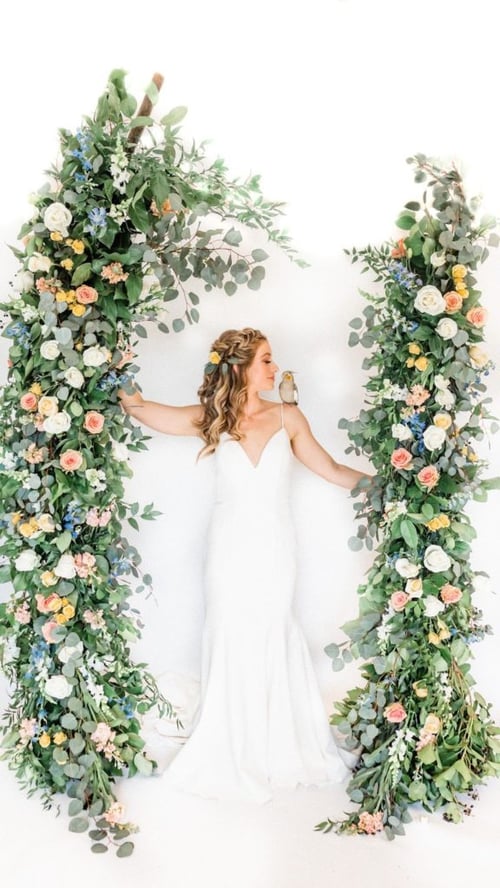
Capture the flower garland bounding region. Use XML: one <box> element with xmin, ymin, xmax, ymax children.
<box><xmin>0</xmin><ymin>70</ymin><xmax>298</xmax><ymax>856</ymax></box>
<box><xmin>316</xmin><ymin>156</ymin><xmax>500</xmax><ymax>839</ymax></box>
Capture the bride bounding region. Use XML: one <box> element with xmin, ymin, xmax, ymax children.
<box><xmin>118</xmin><ymin>327</ymin><xmax>372</xmax><ymax>803</ymax></box>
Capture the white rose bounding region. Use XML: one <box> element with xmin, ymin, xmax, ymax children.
<box><xmin>414</xmin><ymin>285</ymin><xmax>446</xmax><ymax>316</ymax></box>
<box><xmin>43</xmin><ymin>411</ymin><xmax>71</xmax><ymax>435</ymax></box>
<box><xmin>424</xmin><ymin>545</ymin><xmax>451</xmax><ymax>573</ymax></box>
<box><xmin>63</xmin><ymin>367</ymin><xmax>85</xmax><ymax>389</ymax></box>
<box><xmin>392</xmin><ymin>423</ymin><xmax>413</xmax><ymax>442</ymax></box>
<box><xmin>40</xmin><ymin>340</ymin><xmax>60</xmax><ymax>361</ymax></box>
<box><xmin>436</xmin><ymin>318</ymin><xmax>458</xmax><ymax>340</ymax></box>
<box><xmin>111</xmin><ymin>439</ymin><xmax>129</xmax><ymax>461</ymax></box>
<box><xmin>54</xmin><ymin>553</ymin><xmax>76</xmax><ymax>579</ymax></box>
<box><xmin>423</xmin><ymin>426</ymin><xmax>446</xmax><ymax>451</ymax></box>
<box><xmin>405</xmin><ymin>578</ymin><xmax>423</xmax><ymax>598</ymax></box>
<box><xmin>37</xmin><ymin>513</ymin><xmax>55</xmax><ymax>533</ymax></box>
<box><xmin>423</xmin><ymin>596</ymin><xmax>446</xmax><ymax>617</ymax></box>
<box><xmin>430</xmin><ymin>251</ymin><xmax>447</xmax><ymax>268</ymax></box>
<box><xmin>395</xmin><ymin>558</ymin><xmax>420</xmax><ymax>579</ymax></box>
<box><xmin>82</xmin><ymin>346</ymin><xmax>108</xmax><ymax>367</ymax></box>
<box><xmin>434</xmin><ymin>374</ymin><xmax>449</xmax><ymax>391</ymax></box>
<box><xmin>27</xmin><ymin>252</ymin><xmax>52</xmax><ymax>273</ymax></box>
<box><xmin>58</xmin><ymin>640</ymin><xmax>84</xmax><ymax>663</ymax></box>
<box><xmin>15</xmin><ymin>549</ymin><xmax>40</xmax><ymax>571</ymax></box>
<box><xmin>44</xmin><ymin>674</ymin><xmax>73</xmax><ymax>700</ymax></box>
<box><xmin>435</xmin><ymin>389</ymin><xmax>455</xmax><ymax>409</ymax></box>
<box><xmin>43</xmin><ymin>202</ymin><xmax>72</xmax><ymax>237</ymax></box>
<box><xmin>12</xmin><ymin>270</ymin><xmax>34</xmax><ymax>293</ymax></box>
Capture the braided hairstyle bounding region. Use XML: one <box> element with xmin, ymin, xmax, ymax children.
<box><xmin>195</xmin><ymin>327</ymin><xmax>268</xmax><ymax>457</ymax></box>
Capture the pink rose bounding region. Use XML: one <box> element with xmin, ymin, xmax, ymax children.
<box><xmin>41</xmin><ymin>620</ymin><xmax>59</xmax><ymax>643</ymax></box>
<box><xmin>99</xmin><ymin>509</ymin><xmax>112</xmax><ymax>527</ymax></box>
<box><xmin>466</xmin><ymin>306</ymin><xmax>487</xmax><ymax>327</ymax></box>
<box><xmin>59</xmin><ymin>449</ymin><xmax>83</xmax><ymax>472</ymax></box>
<box><xmin>35</xmin><ymin>592</ymin><xmax>60</xmax><ymax>614</ymax></box>
<box><xmin>384</xmin><ymin>702</ymin><xmax>407</xmax><ymax>723</ymax></box>
<box><xmin>440</xmin><ymin>583</ymin><xmax>462</xmax><ymax>605</ymax></box>
<box><xmin>84</xmin><ymin>411</ymin><xmax>105</xmax><ymax>434</ymax></box>
<box><xmin>417</xmin><ymin>465</ymin><xmax>440</xmax><ymax>488</ymax></box>
<box><xmin>20</xmin><ymin>392</ymin><xmax>38</xmax><ymax>411</ymax></box>
<box><xmin>390</xmin><ymin>448</ymin><xmax>413</xmax><ymax>470</ymax></box>
<box><xmin>75</xmin><ymin>284</ymin><xmax>98</xmax><ymax>305</ymax></box>
<box><xmin>390</xmin><ymin>591</ymin><xmax>410</xmax><ymax>612</ymax></box>
<box><xmin>444</xmin><ymin>291</ymin><xmax>463</xmax><ymax>313</ymax></box>
<box><xmin>85</xmin><ymin>508</ymin><xmax>100</xmax><ymax>527</ymax></box>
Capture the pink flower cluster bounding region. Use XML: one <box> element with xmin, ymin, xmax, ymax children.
<box><xmin>85</xmin><ymin>507</ymin><xmax>112</xmax><ymax>528</ymax></box>
<box><xmin>103</xmin><ymin>801</ymin><xmax>126</xmax><ymax>826</ymax></box>
<box><xmin>74</xmin><ymin>552</ymin><xmax>96</xmax><ymax>578</ymax></box>
<box><xmin>358</xmin><ymin>811</ymin><xmax>384</xmax><ymax>834</ymax></box>
<box><xmin>83</xmin><ymin>608</ymin><xmax>105</xmax><ymax>630</ymax></box>
<box><xmin>91</xmin><ymin>721</ymin><xmax>117</xmax><ymax>760</ymax></box>
<box><xmin>18</xmin><ymin>717</ymin><xmax>37</xmax><ymax>746</ymax></box>
<box><xmin>14</xmin><ymin>602</ymin><xmax>31</xmax><ymax>624</ymax></box>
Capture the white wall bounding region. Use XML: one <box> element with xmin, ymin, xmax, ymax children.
<box><xmin>1</xmin><ymin>0</ymin><xmax>499</xmax><ymax>717</ymax></box>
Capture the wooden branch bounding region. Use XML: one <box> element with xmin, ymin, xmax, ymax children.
<box><xmin>127</xmin><ymin>72</ymin><xmax>164</xmax><ymax>148</ymax></box>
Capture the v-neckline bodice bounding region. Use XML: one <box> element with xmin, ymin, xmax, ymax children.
<box><xmin>234</xmin><ymin>426</ymin><xmax>287</xmax><ymax>469</ymax></box>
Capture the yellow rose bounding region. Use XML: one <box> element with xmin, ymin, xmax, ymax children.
<box><xmin>30</xmin><ymin>383</ymin><xmax>43</xmax><ymax>396</ymax></box>
<box><xmin>11</xmin><ymin>512</ymin><xmax>22</xmax><ymax>526</ymax></box>
<box><xmin>50</xmin><ymin>232</ymin><xmax>63</xmax><ymax>242</ymax></box>
<box><xmin>424</xmin><ymin>714</ymin><xmax>441</xmax><ymax>734</ymax></box>
<box><xmin>39</xmin><ymin>732</ymin><xmax>51</xmax><ymax>748</ymax></box>
<box><xmin>69</xmin><ymin>239</ymin><xmax>85</xmax><ymax>254</ymax></box>
<box><xmin>41</xmin><ymin>570</ymin><xmax>58</xmax><ymax>587</ymax></box>
<box><xmin>428</xmin><ymin>632</ymin><xmax>441</xmax><ymax>645</ymax></box>
<box><xmin>56</xmin><ymin>291</ymin><xmax>69</xmax><ymax>302</ymax></box>
<box><xmin>437</xmin><ymin>514</ymin><xmax>450</xmax><ymax>528</ymax></box>
<box><xmin>426</xmin><ymin>517</ymin><xmax>441</xmax><ymax>531</ymax></box>
<box><xmin>451</xmin><ymin>264</ymin><xmax>467</xmax><ymax>280</ymax></box>
<box><xmin>62</xmin><ymin>604</ymin><xmax>75</xmax><ymax>619</ymax></box>
<box><xmin>75</xmin><ymin>343</ymin><xmax>83</xmax><ymax>351</ymax></box>
<box><xmin>408</xmin><ymin>343</ymin><xmax>421</xmax><ymax>355</ymax></box>
<box><xmin>60</xmin><ymin>258</ymin><xmax>74</xmax><ymax>271</ymax></box>
<box><xmin>66</xmin><ymin>289</ymin><xmax>76</xmax><ymax>304</ymax></box>
<box><xmin>412</xmin><ymin>682</ymin><xmax>428</xmax><ymax>699</ymax></box>
<box><xmin>71</xmin><ymin>303</ymin><xmax>86</xmax><ymax>317</ymax></box>
<box><xmin>433</xmin><ymin>412</ymin><xmax>452</xmax><ymax>429</ymax></box>
<box><xmin>406</xmin><ymin>357</ymin><xmax>415</xmax><ymax>368</ymax></box>
<box><xmin>455</xmin><ymin>285</ymin><xmax>469</xmax><ymax>298</ymax></box>
<box><xmin>209</xmin><ymin>351</ymin><xmax>221</xmax><ymax>365</ymax></box>
<box><xmin>415</xmin><ymin>356</ymin><xmax>429</xmax><ymax>371</ymax></box>
<box><xmin>47</xmin><ymin>596</ymin><xmax>63</xmax><ymax>612</ymax></box>
<box><xmin>53</xmin><ymin>731</ymin><xmax>67</xmax><ymax>745</ymax></box>
<box><xmin>19</xmin><ymin>520</ymin><xmax>38</xmax><ymax>538</ymax></box>
<box><xmin>55</xmin><ymin>613</ymin><xmax>69</xmax><ymax>624</ymax></box>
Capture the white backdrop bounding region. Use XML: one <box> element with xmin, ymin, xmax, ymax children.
<box><xmin>1</xmin><ymin>0</ymin><xmax>499</xmax><ymax>725</ymax></box>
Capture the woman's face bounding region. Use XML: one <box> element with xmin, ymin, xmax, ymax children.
<box><xmin>245</xmin><ymin>340</ymin><xmax>279</xmax><ymax>393</ymax></box>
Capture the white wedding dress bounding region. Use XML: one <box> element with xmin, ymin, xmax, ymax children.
<box><xmin>160</xmin><ymin>404</ymin><xmax>350</xmax><ymax>803</ymax></box>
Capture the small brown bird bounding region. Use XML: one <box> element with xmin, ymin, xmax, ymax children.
<box><xmin>278</xmin><ymin>370</ymin><xmax>299</xmax><ymax>405</ymax></box>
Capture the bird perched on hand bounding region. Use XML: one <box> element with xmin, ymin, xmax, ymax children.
<box><xmin>278</xmin><ymin>370</ymin><xmax>299</xmax><ymax>405</ymax></box>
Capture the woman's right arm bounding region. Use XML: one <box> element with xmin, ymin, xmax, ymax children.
<box><xmin>118</xmin><ymin>387</ymin><xmax>203</xmax><ymax>436</ymax></box>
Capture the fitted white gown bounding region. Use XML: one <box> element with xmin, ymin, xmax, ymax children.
<box><xmin>161</xmin><ymin>404</ymin><xmax>350</xmax><ymax>803</ymax></box>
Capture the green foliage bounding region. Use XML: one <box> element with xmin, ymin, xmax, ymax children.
<box><xmin>318</xmin><ymin>155</ymin><xmax>500</xmax><ymax>839</ymax></box>
<box><xmin>0</xmin><ymin>70</ymin><xmax>298</xmax><ymax>856</ymax></box>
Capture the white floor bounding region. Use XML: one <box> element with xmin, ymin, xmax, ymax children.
<box><xmin>1</xmin><ymin>714</ymin><xmax>498</xmax><ymax>888</ymax></box>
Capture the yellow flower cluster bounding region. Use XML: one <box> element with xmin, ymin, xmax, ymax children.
<box><xmin>15</xmin><ymin>513</ymin><xmax>55</xmax><ymax>537</ymax></box>
<box><xmin>429</xmin><ymin>619</ymin><xmax>451</xmax><ymax>645</ymax></box>
<box><xmin>209</xmin><ymin>351</ymin><xmax>221</xmax><ymax>365</ymax></box>
<box><xmin>54</xmin><ymin>288</ymin><xmax>86</xmax><ymax>316</ymax></box>
<box><xmin>39</xmin><ymin>730</ymin><xmax>68</xmax><ymax>748</ymax></box>
<box><xmin>460</xmin><ymin>446</ymin><xmax>478</xmax><ymax>462</ymax></box>
<box><xmin>426</xmin><ymin>513</ymin><xmax>451</xmax><ymax>531</ymax></box>
<box><xmin>29</xmin><ymin>382</ymin><xmax>43</xmax><ymax>396</ymax></box>
<box><xmin>51</xmin><ymin>597</ymin><xmax>76</xmax><ymax>624</ymax></box>
<box><xmin>65</xmin><ymin>238</ymin><xmax>85</xmax><ymax>254</ymax></box>
<box><xmin>406</xmin><ymin>343</ymin><xmax>429</xmax><ymax>371</ymax></box>
<box><xmin>452</xmin><ymin>263</ymin><xmax>468</xmax><ymax>299</ymax></box>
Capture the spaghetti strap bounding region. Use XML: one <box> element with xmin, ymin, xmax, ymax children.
<box><xmin>280</xmin><ymin>401</ymin><xmax>284</xmax><ymax>429</ymax></box>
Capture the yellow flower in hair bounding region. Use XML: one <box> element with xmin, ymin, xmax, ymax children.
<box><xmin>209</xmin><ymin>351</ymin><xmax>221</xmax><ymax>365</ymax></box>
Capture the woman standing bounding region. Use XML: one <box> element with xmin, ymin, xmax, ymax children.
<box><xmin>118</xmin><ymin>327</ymin><xmax>371</xmax><ymax>803</ymax></box>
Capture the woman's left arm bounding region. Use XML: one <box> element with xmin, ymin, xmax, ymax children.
<box><xmin>285</xmin><ymin>404</ymin><xmax>373</xmax><ymax>491</ymax></box>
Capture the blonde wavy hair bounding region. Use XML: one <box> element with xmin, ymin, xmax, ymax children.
<box><xmin>195</xmin><ymin>327</ymin><xmax>268</xmax><ymax>457</ymax></box>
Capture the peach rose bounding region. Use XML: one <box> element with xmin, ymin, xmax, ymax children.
<box><xmin>59</xmin><ymin>450</ymin><xmax>83</xmax><ymax>472</ymax></box>
<box><xmin>390</xmin><ymin>448</ymin><xmax>413</xmax><ymax>470</ymax></box>
<box><xmin>83</xmin><ymin>411</ymin><xmax>105</xmax><ymax>434</ymax></box>
<box><xmin>75</xmin><ymin>284</ymin><xmax>98</xmax><ymax>305</ymax></box>
<box><xmin>390</xmin><ymin>591</ymin><xmax>410</xmax><ymax>612</ymax></box>
<box><xmin>440</xmin><ymin>583</ymin><xmax>462</xmax><ymax>604</ymax></box>
<box><xmin>417</xmin><ymin>466</ymin><xmax>440</xmax><ymax>488</ymax></box>
<box><xmin>444</xmin><ymin>291</ymin><xmax>463</xmax><ymax>313</ymax></box>
<box><xmin>384</xmin><ymin>702</ymin><xmax>407</xmax><ymax>723</ymax></box>
<box><xmin>466</xmin><ymin>306</ymin><xmax>488</xmax><ymax>327</ymax></box>
<box><xmin>35</xmin><ymin>592</ymin><xmax>62</xmax><ymax>613</ymax></box>
<box><xmin>405</xmin><ymin>385</ymin><xmax>430</xmax><ymax>407</ymax></box>
<box><xmin>423</xmin><ymin>714</ymin><xmax>441</xmax><ymax>734</ymax></box>
<box><xmin>20</xmin><ymin>392</ymin><xmax>38</xmax><ymax>411</ymax></box>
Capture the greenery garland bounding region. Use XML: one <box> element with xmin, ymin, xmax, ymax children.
<box><xmin>0</xmin><ymin>70</ymin><xmax>298</xmax><ymax>856</ymax></box>
<box><xmin>315</xmin><ymin>156</ymin><xmax>500</xmax><ymax>839</ymax></box>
